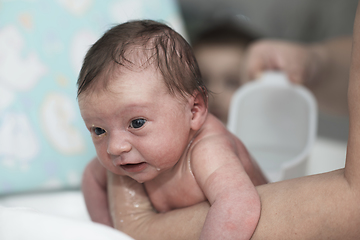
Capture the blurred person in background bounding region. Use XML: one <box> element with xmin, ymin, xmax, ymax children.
<box><xmin>180</xmin><ymin>0</ymin><xmax>357</xmax><ymax>141</ymax></box>
<box><xmin>192</xmin><ymin>12</ymin><xmax>352</xmax><ymax>128</ymax></box>
<box><xmin>192</xmin><ymin>13</ymin><xmax>259</xmax><ymax>124</ymax></box>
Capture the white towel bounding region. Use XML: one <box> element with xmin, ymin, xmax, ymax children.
<box><xmin>0</xmin><ymin>205</ymin><xmax>134</xmax><ymax>240</ymax></box>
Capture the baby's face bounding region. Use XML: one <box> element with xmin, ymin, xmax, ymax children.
<box><xmin>78</xmin><ymin>66</ymin><xmax>193</xmax><ymax>183</ymax></box>
<box><xmin>194</xmin><ymin>44</ymin><xmax>246</xmax><ymax>124</ymax></box>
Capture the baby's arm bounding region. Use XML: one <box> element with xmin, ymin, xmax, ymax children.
<box><xmin>191</xmin><ymin>135</ymin><xmax>261</xmax><ymax>240</ymax></box>
<box><xmin>82</xmin><ymin>157</ymin><xmax>113</xmax><ymax>226</ymax></box>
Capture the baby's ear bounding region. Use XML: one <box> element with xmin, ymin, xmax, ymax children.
<box><xmin>189</xmin><ymin>90</ymin><xmax>208</xmax><ymax>131</ymax></box>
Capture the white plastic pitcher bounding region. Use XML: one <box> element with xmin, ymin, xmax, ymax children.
<box><xmin>227</xmin><ymin>71</ymin><xmax>317</xmax><ymax>182</ymax></box>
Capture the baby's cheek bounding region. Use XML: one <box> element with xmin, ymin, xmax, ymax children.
<box><xmin>93</xmin><ymin>148</ymin><xmax>114</xmax><ymax>173</ymax></box>
<box><xmin>100</xmin><ymin>159</ymin><xmax>124</xmax><ymax>175</ymax></box>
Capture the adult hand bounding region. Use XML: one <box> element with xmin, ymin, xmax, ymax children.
<box><xmin>243</xmin><ymin>39</ymin><xmax>324</xmax><ymax>85</ymax></box>
<box><xmin>243</xmin><ymin>37</ymin><xmax>352</xmax><ymax>115</ymax></box>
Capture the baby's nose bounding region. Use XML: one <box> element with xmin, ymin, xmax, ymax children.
<box><xmin>107</xmin><ymin>132</ymin><xmax>132</xmax><ymax>156</ymax></box>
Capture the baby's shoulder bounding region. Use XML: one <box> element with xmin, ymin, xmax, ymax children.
<box><xmin>197</xmin><ymin>114</ymin><xmax>237</xmax><ymax>144</ymax></box>
<box><xmin>188</xmin><ymin>125</ymin><xmax>247</xmax><ymax>180</ymax></box>
<box><xmin>189</xmin><ymin>130</ymin><xmax>237</xmax><ymax>162</ymax></box>
<box><xmin>190</xmin><ymin>114</ymin><xmax>248</xmax><ymax>161</ymax></box>
<box><xmin>201</xmin><ymin>114</ymin><xmax>232</xmax><ymax>135</ymax></box>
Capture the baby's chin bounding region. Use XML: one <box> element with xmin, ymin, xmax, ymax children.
<box><xmin>124</xmin><ymin>166</ymin><xmax>163</xmax><ymax>184</ymax></box>
<box><xmin>129</xmin><ymin>174</ymin><xmax>156</xmax><ymax>184</ymax></box>
<box><xmin>108</xmin><ymin>162</ymin><xmax>169</xmax><ymax>183</ymax></box>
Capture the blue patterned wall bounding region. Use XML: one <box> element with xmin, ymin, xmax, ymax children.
<box><xmin>0</xmin><ymin>0</ymin><xmax>186</xmax><ymax>194</ymax></box>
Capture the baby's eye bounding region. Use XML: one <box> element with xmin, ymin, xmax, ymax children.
<box><xmin>130</xmin><ymin>118</ymin><xmax>146</xmax><ymax>129</ymax></box>
<box><xmin>91</xmin><ymin>126</ymin><xmax>106</xmax><ymax>136</ymax></box>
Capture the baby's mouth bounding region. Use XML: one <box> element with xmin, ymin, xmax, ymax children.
<box><xmin>120</xmin><ymin>162</ymin><xmax>147</xmax><ymax>173</ymax></box>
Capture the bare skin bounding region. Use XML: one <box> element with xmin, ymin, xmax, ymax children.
<box><xmin>108</xmin><ymin>1</ymin><xmax>360</xmax><ymax>239</ymax></box>
<box><xmin>80</xmin><ymin>65</ymin><xmax>267</xmax><ymax>240</ymax></box>
<box><xmin>245</xmin><ymin>37</ymin><xmax>352</xmax><ymax>115</ymax></box>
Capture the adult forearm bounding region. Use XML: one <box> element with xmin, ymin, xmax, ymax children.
<box><xmin>110</xmin><ymin>170</ymin><xmax>360</xmax><ymax>240</ymax></box>
<box><xmin>107</xmin><ymin>173</ymin><xmax>207</xmax><ymax>240</ymax></box>
<box><xmin>252</xmin><ymin>169</ymin><xmax>360</xmax><ymax>240</ymax></box>
<box><xmin>138</xmin><ymin>203</ymin><xmax>208</xmax><ymax>240</ymax></box>
<box><xmin>345</xmin><ymin>0</ymin><xmax>360</xmax><ymax>189</ymax></box>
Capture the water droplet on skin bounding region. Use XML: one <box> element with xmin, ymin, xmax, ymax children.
<box><xmin>126</xmin><ymin>189</ymin><xmax>135</xmax><ymax>197</ymax></box>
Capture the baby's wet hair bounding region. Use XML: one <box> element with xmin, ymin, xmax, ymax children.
<box><xmin>77</xmin><ymin>20</ymin><xmax>208</xmax><ymax>105</ymax></box>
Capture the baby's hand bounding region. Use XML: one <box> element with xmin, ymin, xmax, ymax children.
<box><xmin>243</xmin><ymin>39</ymin><xmax>325</xmax><ymax>85</ymax></box>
